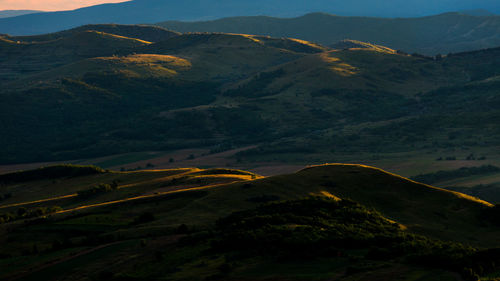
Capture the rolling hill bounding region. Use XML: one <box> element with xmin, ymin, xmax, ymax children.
<box><xmin>0</xmin><ymin>0</ymin><xmax>499</xmax><ymax>35</ymax></box>
<box><xmin>1</xmin><ymin>25</ymin><xmax>500</xmax><ymax>168</ymax></box>
<box><xmin>0</xmin><ymin>29</ymin><xmax>151</xmax><ymax>81</ymax></box>
<box><xmin>138</xmin><ymin>32</ymin><xmax>327</xmax><ymax>81</ymax></box>
<box><xmin>6</xmin><ymin>24</ymin><xmax>180</xmax><ymax>43</ymax></box>
<box><xmin>0</xmin><ymin>164</ymin><xmax>499</xmax><ymax>280</ymax></box>
<box><xmin>158</xmin><ymin>12</ymin><xmax>500</xmax><ymax>55</ymax></box>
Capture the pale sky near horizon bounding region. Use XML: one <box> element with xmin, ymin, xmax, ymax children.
<box><xmin>0</xmin><ymin>0</ymin><xmax>130</xmax><ymax>11</ymax></box>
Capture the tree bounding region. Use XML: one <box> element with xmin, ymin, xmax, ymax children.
<box><xmin>17</xmin><ymin>207</ymin><xmax>27</xmax><ymax>217</ymax></box>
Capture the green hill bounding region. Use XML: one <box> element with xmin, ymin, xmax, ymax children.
<box><xmin>8</xmin><ymin>24</ymin><xmax>180</xmax><ymax>43</ymax></box>
<box><xmin>9</xmin><ymin>53</ymin><xmax>193</xmax><ymax>89</ymax></box>
<box><xmin>180</xmin><ymin>164</ymin><xmax>495</xmax><ymax>245</ymax></box>
<box><xmin>158</xmin><ymin>12</ymin><xmax>500</xmax><ymax>55</ymax></box>
<box><xmin>0</xmin><ymin>30</ymin><xmax>150</xmax><ymax>82</ymax></box>
<box><xmin>139</xmin><ymin>32</ymin><xmax>327</xmax><ymax>81</ymax></box>
<box><xmin>0</xmin><ymin>164</ymin><xmax>499</xmax><ymax>280</ymax></box>
<box><xmin>1</xmin><ymin>27</ymin><xmax>500</xmax><ymax>172</ymax></box>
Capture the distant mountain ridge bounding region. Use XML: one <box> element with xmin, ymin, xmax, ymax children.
<box><xmin>0</xmin><ymin>10</ymin><xmax>42</xmax><ymax>19</ymax></box>
<box><xmin>0</xmin><ymin>0</ymin><xmax>498</xmax><ymax>35</ymax></box>
<box><xmin>460</xmin><ymin>9</ymin><xmax>496</xmax><ymax>16</ymax></box>
<box><xmin>6</xmin><ymin>24</ymin><xmax>180</xmax><ymax>43</ymax></box>
<box><xmin>158</xmin><ymin>12</ymin><xmax>500</xmax><ymax>55</ymax></box>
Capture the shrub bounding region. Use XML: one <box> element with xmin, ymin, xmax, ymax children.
<box><xmin>0</xmin><ymin>165</ymin><xmax>106</xmax><ymax>184</ymax></box>
<box><xmin>131</xmin><ymin>212</ymin><xmax>155</xmax><ymax>225</ymax></box>
<box><xmin>0</xmin><ymin>205</ymin><xmax>62</xmax><ymax>224</ymax></box>
<box><xmin>77</xmin><ymin>183</ymin><xmax>118</xmax><ymax>198</ymax></box>
<box><xmin>211</xmin><ymin>197</ymin><xmax>477</xmax><ymax>273</ymax></box>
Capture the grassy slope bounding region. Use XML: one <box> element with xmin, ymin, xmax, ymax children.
<box><xmin>1</xmin><ymin>164</ymin><xmax>494</xmax><ymax>244</ymax></box>
<box><xmin>171</xmin><ymin>164</ymin><xmax>497</xmax><ymax>246</ymax></box>
<box><xmin>3</xmin><ymin>32</ymin><xmax>324</xmax><ymax>87</ymax></box>
<box><xmin>8</xmin><ymin>24</ymin><xmax>180</xmax><ymax>43</ymax></box>
<box><xmin>10</xmin><ymin>54</ymin><xmax>193</xmax><ymax>88</ymax></box>
<box><xmin>0</xmin><ymin>164</ymin><xmax>498</xmax><ymax>280</ymax></box>
<box><xmin>139</xmin><ymin>32</ymin><xmax>327</xmax><ymax>82</ymax></box>
<box><xmin>158</xmin><ymin>12</ymin><xmax>500</xmax><ymax>55</ymax></box>
<box><xmin>0</xmin><ymin>166</ymin><xmax>260</xmax><ymax>213</ymax></box>
<box><xmin>0</xmin><ymin>32</ymin><xmax>330</xmax><ymax>164</ymax></box>
<box><xmin>0</xmin><ymin>30</ymin><xmax>149</xmax><ymax>81</ymax></box>
<box><xmin>218</xmin><ymin>47</ymin><xmax>500</xmax><ymax>165</ymax></box>
<box><xmin>1</xmin><ymin>28</ymin><xmax>500</xmax><ymax>170</ymax></box>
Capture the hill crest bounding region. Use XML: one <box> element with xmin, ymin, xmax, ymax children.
<box><xmin>300</xmin><ymin>163</ymin><xmax>493</xmax><ymax>206</ymax></box>
<box><xmin>158</xmin><ymin>12</ymin><xmax>500</xmax><ymax>55</ymax></box>
<box><xmin>8</xmin><ymin>24</ymin><xmax>180</xmax><ymax>43</ymax></box>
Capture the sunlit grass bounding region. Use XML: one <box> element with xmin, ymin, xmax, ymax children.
<box><xmin>312</xmin><ymin>190</ymin><xmax>342</xmax><ymax>201</ymax></box>
<box><xmin>85</xmin><ymin>30</ymin><xmax>152</xmax><ymax>44</ymax></box>
<box><xmin>0</xmin><ymin>167</ymin><xmax>260</xmax><ymax>215</ymax></box>
<box><xmin>336</xmin><ymin>39</ymin><xmax>397</xmax><ymax>54</ymax></box>
<box><xmin>288</xmin><ymin>38</ymin><xmax>329</xmax><ymax>51</ymax></box>
<box><xmin>320</xmin><ymin>52</ymin><xmax>358</xmax><ymax>76</ymax></box>
<box><xmin>91</xmin><ymin>54</ymin><xmax>192</xmax><ymax>77</ymax></box>
<box><xmin>0</xmin><ymin>36</ymin><xmax>18</xmax><ymax>44</ymax></box>
<box><xmin>235</xmin><ymin>33</ymin><xmax>263</xmax><ymax>44</ymax></box>
<box><xmin>102</xmin><ymin>54</ymin><xmax>191</xmax><ymax>67</ymax></box>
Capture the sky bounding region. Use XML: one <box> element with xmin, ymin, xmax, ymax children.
<box><xmin>0</xmin><ymin>0</ymin><xmax>129</xmax><ymax>11</ymax></box>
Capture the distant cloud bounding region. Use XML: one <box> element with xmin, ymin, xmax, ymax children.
<box><xmin>0</xmin><ymin>0</ymin><xmax>130</xmax><ymax>11</ymax></box>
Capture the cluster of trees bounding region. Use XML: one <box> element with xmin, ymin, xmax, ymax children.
<box><xmin>120</xmin><ymin>164</ymin><xmax>154</xmax><ymax>172</ymax></box>
<box><xmin>0</xmin><ymin>206</ymin><xmax>62</xmax><ymax>224</ymax></box>
<box><xmin>436</xmin><ymin>156</ymin><xmax>457</xmax><ymax>161</ymax></box>
<box><xmin>209</xmin><ymin>197</ymin><xmax>499</xmax><ymax>280</ymax></box>
<box><xmin>214</xmin><ymin>197</ymin><xmax>466</xmax><ymax>257</ymax></box>
<box><xmin>77</xmin><ymin>182</ymin><xmax>118</xmax><ymax>198</ymax></box>
<box><xmin>436</xmin><ymin>154</ymin><xmax>487</xmax><ymax>161</ymax></box>
<box><xmin>0</xmin><ymin>165</ymin><xmax>106</xmax><ymax>185</ymax></box>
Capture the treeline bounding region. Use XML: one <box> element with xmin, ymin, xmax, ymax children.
<box><xmin>206</xmin><ymin>197</ymin><xmax>500</xmax><ymax>281</ymax></box>
<box><xmin>77</xmin><ymin>182</ymin><xmax>118</xmax><ymax>198</ymax></box>
<box><xmin>0</xmin><ymin>206</ymin><xmax>62</xmax><ymax>224</ymax></box>
<box><xmin>213</xmin><ymin>197</ymin><xmax>470</xmax><ymax>258</ymax></box>
<box><xmin>411</xmin><ymin>165</ymin><xmax>500</xmax><ymax>185</ymax></box>
<box><xmin>0</xmin><ymin>165</ymin><xmax>107</xmax><ymax>185</ymax></box>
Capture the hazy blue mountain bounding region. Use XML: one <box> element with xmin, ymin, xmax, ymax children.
<box><xmin>159</xmin><ymin>12</ymin><xmax>500</xmax><ymax>55</ymax></box>
<box><xmin>0</xmin><ymin>0</ymin><xmax>498</xmax><ymax>35</ymax></box>
<box><xmin>459</xmin><ymin>9</ymin><xmax>496</xmax><ymax>16</ymax></box>
<box><xmin>0</xmin><ymin>10</ymin><xmax>42</xmax><ymax>18</ymax></box>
